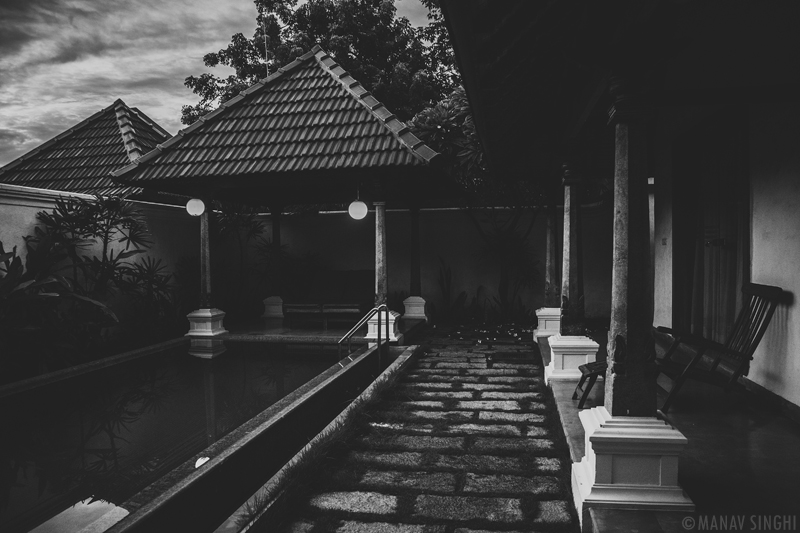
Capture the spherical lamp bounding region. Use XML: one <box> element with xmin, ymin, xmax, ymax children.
<box><xmin>348</xmin><ymin>199</ymin><xmax>368</xmax><ymax>220</ymax></box>
<box><xmin>186</xmin><ymin>198</ymin><xmax>205</xmax><ymax>217</ymax></box>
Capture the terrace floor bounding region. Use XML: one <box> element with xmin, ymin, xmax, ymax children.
<box><xmin>541</xmin><ymin>339</ymin><xmax>800</xmax><ymax>532</ymax></box>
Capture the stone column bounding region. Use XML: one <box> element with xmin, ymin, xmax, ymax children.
<box><xmin>534</xmin><ymin>204</ymin><xmax>562</xmax><ymax>341</ymax></box>
<box><xmin>571</xmin><ymin>76</ymin><xmax>692</xmax><ymax>522</ymax></box>
<box><xmin>546</xmin><ymin>166</ymin><xmax>598</xmax><ymax>383</ymax></box>
<box><xmin>262</xmin><ymin>206</ymin><xmax>284</xmax><ymax>318</ymax></box>
<box><xmin>560</xmin><ymin>164</ymin><xmax>585</xmax><ymax>335</ymax></box>
<box><xmin>604</xmin><ymin>78</ymin><xmax>657</xmax><ymax>417</ymax></box>
<box><xmin>200</xmin><ymin>208</ymin><xmax>211</xmax><ymax>308</ymax></box>
<box><xmin>544</xmin><ymin>203</ymin><xmax>560</xmax><ymax>307</ymax></box>
<box><xmin>187</xmin><ymin>200</ymin><xmax>227</xmax><ymax>349</ymax></box>
<box><xmin>403</xmin><ymin>206</ymin><xmax>428</xmax><ymax>321</ymax></box>
<box><xmin>367</xmin><ymin>201</ymin><xmax>402</xmax><ymax>342</ymax></box>
<box><xmin>375</xmin><ymin>201</ymin><xmax>388</xmax><ymax>306</ymax></box>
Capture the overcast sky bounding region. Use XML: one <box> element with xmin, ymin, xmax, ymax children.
<box><xmin>0</xmin><ymin>0</ymin><xmax>429</xmax><ymax>167</ymax></box>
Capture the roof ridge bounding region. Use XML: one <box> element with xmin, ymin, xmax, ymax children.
<box><xmin>114</xmin><ymin>101</ymin><xmax>145</xmax><ymax>162</ymax></box>
<box><xmin>311</xmin><ymin>48</ymin><xmax>440</xmax><ymax>165</ymax></box>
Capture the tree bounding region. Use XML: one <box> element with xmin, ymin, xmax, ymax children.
<box><xmin>182</xmin><ymin>0</ymin><xmax>458</xmax><ymax>125</ymax></box>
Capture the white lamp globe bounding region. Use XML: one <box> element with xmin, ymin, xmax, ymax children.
<box><xmin>186</xmin><ymin>198</ymin><xmax>205</xmax><ymax>216</ymax></box>
<box><xmin>348</xmin><ymin>200</ymin><xmax>368</xmax><ymax>220</ymax></box>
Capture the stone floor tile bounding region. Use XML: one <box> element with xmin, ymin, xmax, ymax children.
<box><xmin>433</xmin><ymin>454</ymin><xmax>522</xmax><ymax>473</ymax></box>
<box><xmin>413</xmin><ymin>495</ymin><xmax>523</xmax><ymax>522</ymax></box>
<box><xmin>309</xmin><ymin>491</ymin><xmax>397</xmax><ymax>515</ymax></box>
<box><xmin>480</xmin><ymin>392</ymin><xmax>542</xmax><ymax>400</ymax></box>
<box><xmin>443</xmin><ymin>423</ymin><xmax>523</xmax><ymax>437</ymax></box>
<box><xmin>282</xmin><ymin>520</ymin><xmax>315</xmax><ymax>533</ymax></box>
<box><xmin>338</xmin><ymin>522</ymin><xmax>447</xmax><ymax>533</ymax></box>
<box><xmin>359</xmin><ymin>470</ymin><xmax>457</xmax><ymax>492</ymax></box>
<box><xmin>458</xmin><ymin>383</ymin><xmax>518</xmax><ymax>391</ymax></box>
<box><xmin>462</xmin><ymin>473</ymin><xmax>561</xmax><ymax>495</ymax></box>
<box><xmin>349</xmin><ymin>451</ymin><xmax>425</xmax><ymax>468</ymax></box>
<box><xmin>478</xmin><ymin>411</ymin><xmax>545</xmax><ymax>424</ymax></box>
<box><xmin>359</xmin><ymin>434</ymin><xmax>466</xmax><ymax>451</ymax></box>
<box><xmin>469</xmin><ymin>436</ymin><xmax>555</xmax><ymax>453</ymax></box>
<box><xmin>532</xmin><ymin>500</ymin><xmax>573</xmax><ymax>525</ymax></box>
<box><xmin>454</xmin><ymin>400</ymin><xmax>522</xmax><ymax>411</ymax></box>
<box><xmin>407</xmin><ymin>391</ymin><xmax>474</xmax><ymax>399</ymax></box>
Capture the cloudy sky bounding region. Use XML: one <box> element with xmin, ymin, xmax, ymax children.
<box><xmin>0</xmin><ymin>0</ymin><xmax>429</xmax><ymax>166</ymax></box>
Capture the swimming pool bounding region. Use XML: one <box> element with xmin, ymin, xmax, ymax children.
<box><xmin>0</xmin><ymin>340</ymin><xmax>337</xmax><ymax>533</ymax></box>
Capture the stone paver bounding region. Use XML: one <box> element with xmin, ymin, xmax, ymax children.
<box><xmin>277</xmin><ymin>330</ymin><xmax>576</xmax><ymax>532</ymax></box>
<box><xmin>338</xmin><ymin>522</ymin><xmax>446</xmax><ymax>533</ymax></box>
<box><xmin>309</xmin><ymin>491</ymin><xmax>397</xmax><ymax>514</ymax></box>
<box><xmin>478</xmin><ymin>411</ymin><xmax>545</xmax><ymax>423</ymax></box>
<box><xmin>480</xmin><ymin>391</ymin><xmax>542</xmax><ymax>400</ymax></box>
<box><xmin>359</xmin><ymin>470</ymin><xmax>457</xmax><ymax>492</ymax></box>
<box><xmin>358</xmin><ymin>434</ymin><xmax>466</xmax><ymax>451</ymax></box>
<box><xmin>454</xmin><ymin>400</ymin><xmax>523</xmax><ymax>411</ymax></box>
<box><xmin>462</xmin><ymin>473</ymin><xmax>561</xmax><ymax>495</ymax></box>
<box><xmin>413</xmin><ymin>495</ymin><xmax>524</xmax><ymax>522</ymax></box>
<box><xmin>469</xmin><ymin>436</ymin><xmax>555</xmax><ymax>453</ymax></box>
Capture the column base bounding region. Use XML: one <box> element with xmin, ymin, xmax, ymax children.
<box><xmin>365</xmin><ymin>310</ymin><xmax>404</xmax><ymax>344</ymax></box>
<box><xmin>186</xmin><ymin>308</ymin><xmax>228</xmax><ymax>337</ymax></box>
<box><xmin>534</xmin><ymin>307</ymin><xmax>561</xmax><ymax>340</ymax></box>
<box><xmin>545</xmin><ymin>334</ymin><xmax>599</xmax><ymax>384</ymax></box>
<box><xmin>261</xmin><ymin>296</ymin><xmax>284</xmax><ymax>318</ymax></box>
<box><xmin>402</xmin><ymin>296</ymin><xmax>428</xmax><ymax>322</ymax></box>
<box><xmin>572</xmin><ymin>407</ymin><xmax>694</xmax><ymax>526</ymax></box>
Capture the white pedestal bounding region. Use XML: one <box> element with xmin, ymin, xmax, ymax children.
<box><xmin>261</xmin><ymin>296</ymin><xmax>284</xmax><ymax>318</ymax></box>
<box><xmin>186</xmin><ymin>308</ymin><xmax>228</xmax><ymax>337</ymax></box>
<box><xmin>534</xmin><ymin>307</ymin><xmax>561</xmax><ymax>340</ymax></box>
<box><xmin>545</xmin><ymin>334</ymin><xmax>599</xmax><ymax>384</ymax></box>
<box><xmin>402</xmin><ymin>296</ymin><xmax>428</xmax><ymax>322</ymax></box>
<box><xmin>365</xmin><ymin>310</ymin><xmax>404</xmax><ymax>344</ymax></box>
<box><xmin>572</xmin><ymin>407</ymin><xmax>694</xmax><ymax>525</ymax></box>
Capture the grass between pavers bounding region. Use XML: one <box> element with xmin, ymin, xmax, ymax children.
<box><xmin>267</xmin><ymin>335</ymin><xmax>580</xmax><ymax>533</ymax></box>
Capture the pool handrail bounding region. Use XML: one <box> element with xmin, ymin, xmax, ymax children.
<box><xmin>338</xmin><ymin>304</ymin><xmax>390</xmax><ymax>359</ymax></box>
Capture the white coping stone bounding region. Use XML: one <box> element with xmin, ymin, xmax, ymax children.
<box><xmin>572</xmin><ymin>406</ymin><xmax>694</xmax><ymax>526</ymax></box>
<box><xmin>534</xmin><ymin>307</ymin><xmax>561</xmax><ymax>340</ymax></box>
<box><xmin>544</xmin><ymin>334</ymin><xmax>599</xmax><ymax>384</ymax></box>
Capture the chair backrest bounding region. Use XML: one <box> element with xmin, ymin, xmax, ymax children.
<box><xmin>725</xmin><ymin>282</ymin><xmax>783</xmax><ymax>360</ymax></box>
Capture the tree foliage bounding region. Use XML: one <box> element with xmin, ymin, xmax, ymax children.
<box><xmin>182</xmin><ymin>0</ymin><xmax>459</xmax><ymax>125</ymax></box>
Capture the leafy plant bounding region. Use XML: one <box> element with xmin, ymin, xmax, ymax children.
<box><xmin>0</xmin><ymin>240</ymin><xmax>117</xmax><ymax>381</ymax></box>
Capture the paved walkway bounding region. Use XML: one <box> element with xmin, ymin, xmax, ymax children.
<box><xmin>277</xmin><ymin>330</ymin><xmax>579</xmax><ymax>532</ymax></box>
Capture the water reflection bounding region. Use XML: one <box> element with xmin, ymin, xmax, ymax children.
<box><xmin>0</xmin><ymin>341</ymin><xmax>333</xmax><ymax>533</ymax></box>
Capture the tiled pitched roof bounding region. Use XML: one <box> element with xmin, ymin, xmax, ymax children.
<box><xmin>0</xmin><ymin>100</ymin><xmax>171</xmax><ymax>197</ymax></box>
<box><xmin>113</xmin><ymin>46</ymin><xmax>439</xmax><ymax>188</ymax></box>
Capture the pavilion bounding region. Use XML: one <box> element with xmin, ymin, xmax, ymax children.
<box><xmin>113</xmin><ymin>45</ymin><xmax>450</xmax><ymax>343</ymax></box>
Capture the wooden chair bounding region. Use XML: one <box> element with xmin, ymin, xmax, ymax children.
<box><xmin>655</xmin><ymin>282</ymin><xmax>782</xmax><ymax>413</ymax></box>
<box><xmin>572</xmin><ymin>360</ymin><xmax>607</xmax><ymax>409</ymax></box>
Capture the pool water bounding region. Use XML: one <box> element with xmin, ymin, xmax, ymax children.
<box><xmin>0</xmin><ymin>341</ymin><xmax>336</xmax><ymax>533</ymax></box>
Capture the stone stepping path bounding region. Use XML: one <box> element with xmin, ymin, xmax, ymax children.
<box><xmin>277</xmin><ymin>332</ymin><xmax>578</xmax><ymax>532</ymax></box>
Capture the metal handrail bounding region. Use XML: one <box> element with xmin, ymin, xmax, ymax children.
<box><xmin>338</xmin><ymin>304</ymin><xmax>390</xmax><ymax>360</ymax></box>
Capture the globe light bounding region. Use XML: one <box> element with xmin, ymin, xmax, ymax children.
<box><xmin>348</xmin><ymin>200</ymin><xmax>368</xmax><ymax>220</ymax></box>
<box><xmin>186</xmin><ymin>198</ymin><xmax>205</xmax><ymax>216</ymax></box>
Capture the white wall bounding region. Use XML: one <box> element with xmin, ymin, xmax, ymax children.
<box><xmin>748</xmin><ymin>103</ymin><xmax>800</xmax><ymax>407</ymax></box>
<box><xmin>0</xmin><ymin>184</ymin><xmax>197</xmax><ymax>285</ymax></box>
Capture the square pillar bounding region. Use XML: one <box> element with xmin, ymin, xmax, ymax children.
<box><xmin>365</xmin><ymin>310</ymin><xmax>404</xmax><ymax>344</ymax></box>
<box><xmin>261</xmin><ymin>296</ymin><xmax>284</xmax><ymax>318</ymax></box>
<box><xmin>186</xmin><ymin>308</ymin><xmax>228</xmax><ymax>337</ymax></box>
<box><xmin>402</xmin><ymin>295</ymin><xmax>428</xmax><ymax>322</ymax></box>
<box><xmin>534</xmin><ymin>307</ymin><xmax>561</xmax><ymax>340</ymax></box>
<box><xmin>545</xmin><ymin>333</ymin><xmax>599</xmax><ymax>384</ymax></box>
